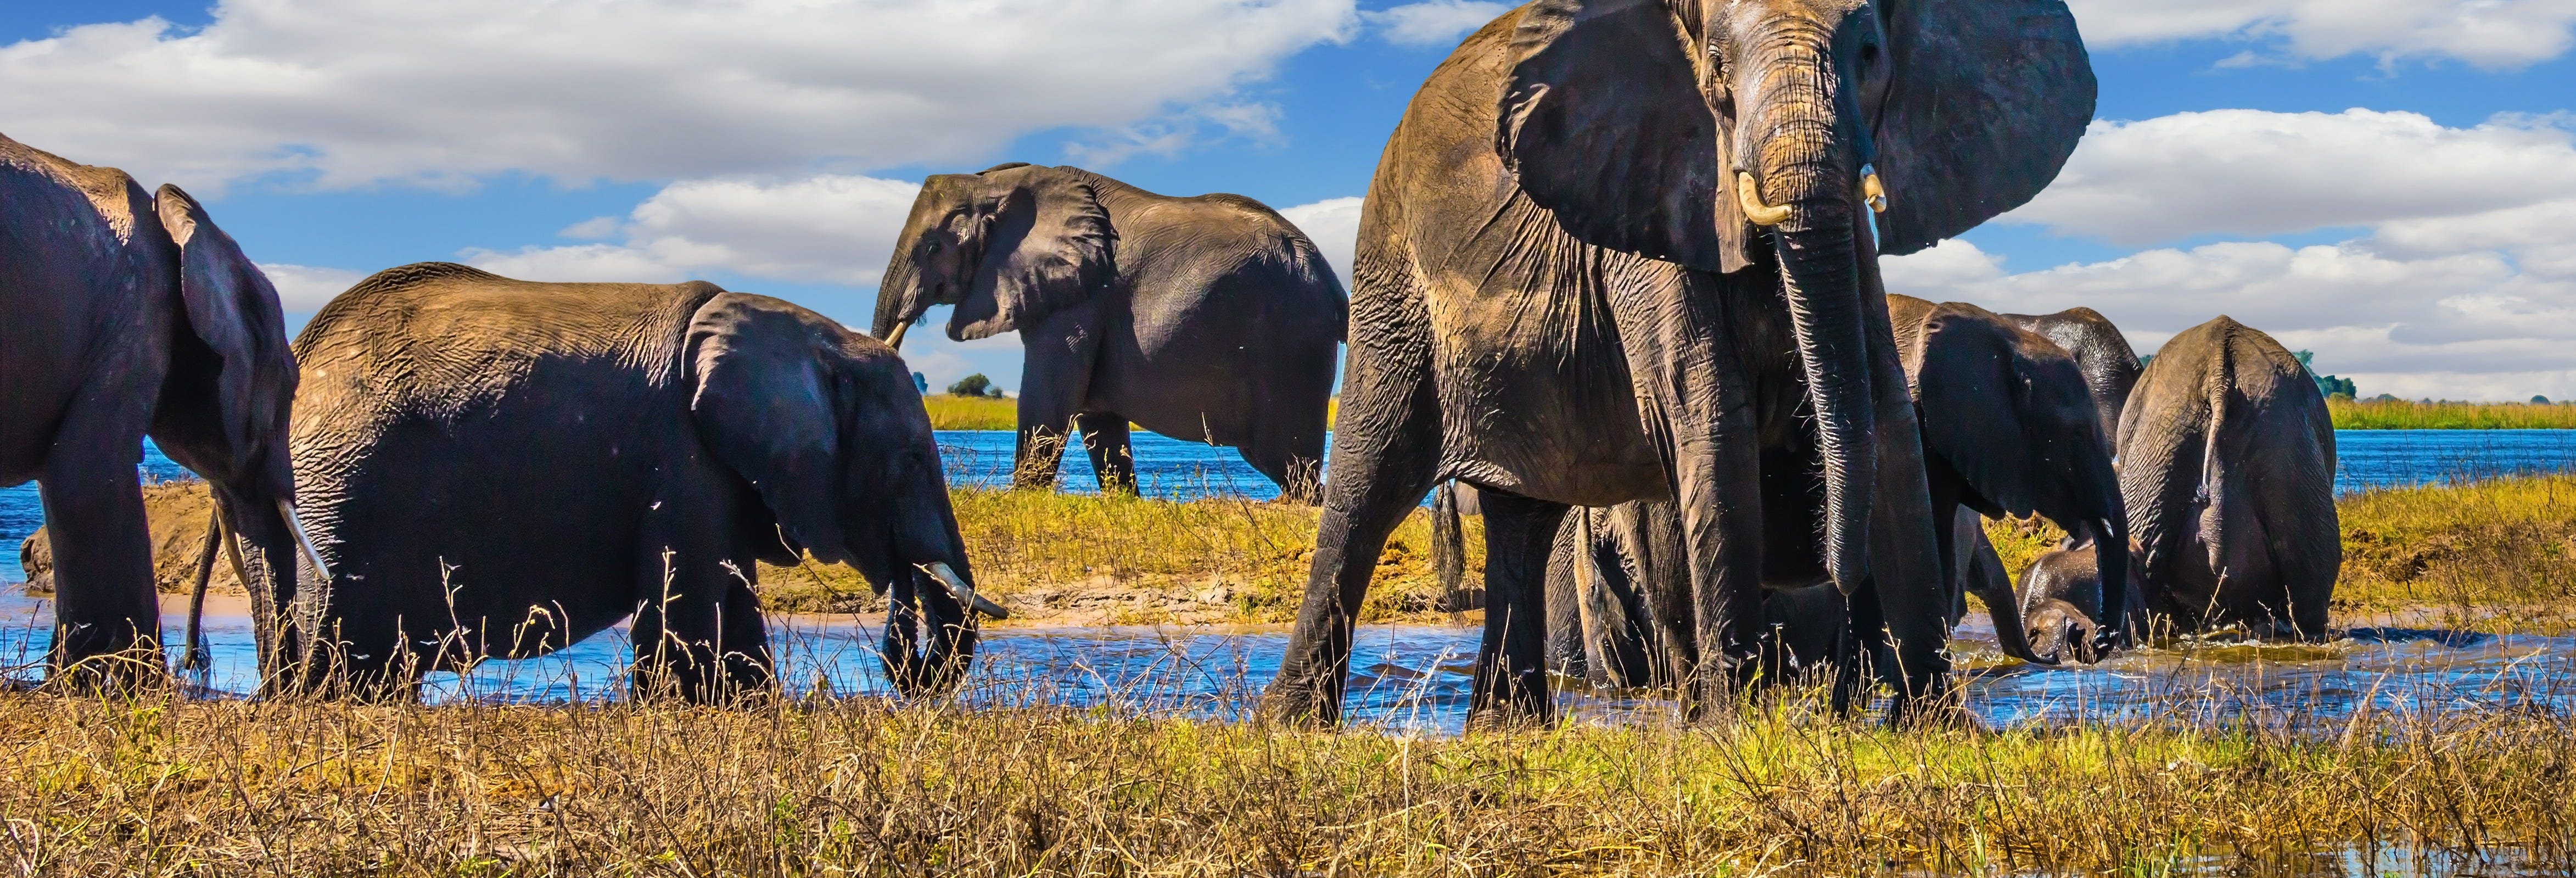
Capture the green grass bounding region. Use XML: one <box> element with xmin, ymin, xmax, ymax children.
<box><xmin>2331</xmin><ymin>398</ymin><xmax>2576</xmax><ymax>429</ymax></box>
<box><xmin>921</xmin><ymin>393</ymin><xmax>1016</xmax><ymax>430</ymax></box>
<box><xmin>759</xmin><ymin>487</ymin><xmax>1480</xmax><ymax>623</ymax></box>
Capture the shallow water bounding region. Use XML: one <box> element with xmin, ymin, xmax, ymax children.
<box><xmin>4</xmin><ymin>591</ymin><xmax>2569</xmax><ymax>736</ymax></box>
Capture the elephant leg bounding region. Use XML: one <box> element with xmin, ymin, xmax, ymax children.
<box><xmin>1261</xmin><ymin>277</ymin><xmax>1441</xmax><ymax>726</ymax></box>
<box><xmin>1469</xmin><ymin>490</ymin><xmax>1567</xmax><ymax>726</ymax></box>
<box><xmin>1542</xmin><ymin>513</ymin><xmax>1588</xmax><ymax>681</ymax></box>
<box><xmin>1608</xmin><ymin>268</ymin><xmax>1764</xmax><ymax>721</ymax></box>
<box><xmin>1013</xmin><ymin>306</ymin><xmax>1102</xmax><ymax>492</ymax></box>
<box><xmin>1857</xmin><ymin>259</ymin><xmax>1956</xmax><ymax>723</ymax></box>
<box><xmin>38</xmin><ymin>447</ymin><xmax>161</xmax><ymax>687</ymax></box>
<box><xmin>1236</xmin><ymin>411</ymin><xmax>1329</xmax><ymax>504</ymax></box>
<box><xmin>1075</xmin><ymin>412</ymin><xmax>1135</xmax><ymax>495</ymax></box>
<box><xmin>629</xmin><ymin>496</ymin><xmax>775</xmax><ymax>703</ymax></box>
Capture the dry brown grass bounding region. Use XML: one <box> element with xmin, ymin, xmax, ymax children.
<box><xmin>3</xmin><ymin>682</ymin><xmax>2572</xmax><ymax>875</ymax></box>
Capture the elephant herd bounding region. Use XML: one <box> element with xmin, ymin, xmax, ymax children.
<box><xmin>7</xmin><ymin>0</ymin><xmax>2345</xmax><ymax>724</ymax></box>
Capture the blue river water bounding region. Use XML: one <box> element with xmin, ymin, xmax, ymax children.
<box><xmin>3</xmin><ymin>428</ymin><xmax>2573</xmax><ymax>733</ymax></box>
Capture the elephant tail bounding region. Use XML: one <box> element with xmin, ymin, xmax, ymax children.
<box><xmin>2198</xmin><ymin>334</ymin><xmax>2235</xmax><ymax>590</ymax></box>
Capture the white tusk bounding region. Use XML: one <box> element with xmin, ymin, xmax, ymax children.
<box><xmin>923</xmin><ymin>561</ymin><xmax>1007</xmax><ymax>620</ymax></box>
<box><xmin>276</xmin><ymin>499</ymin><xmax>333</xmax><ymax>583</ymax></box>
<box><xmin>1736</xmin><ymin>172</ymin><xmax>1791</xmax><ymax>226</ymax></box>
<box><xmin>882</xmin><ymin>320</ymin><xmax>910</xmax><ymax>351</ymax></box>
<box><xmin>1860</xmin><ymin>164</ymin><xmax>1888</xmax><ymax>214</ymax></box>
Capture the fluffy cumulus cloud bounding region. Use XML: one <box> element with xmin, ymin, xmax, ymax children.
<box><xmin>1888</xmin><ymin>113</ymin><xmax>2576</xmax><ymax>399</ymax></box>
<box><xmin>0</xmin><ymin>0</ymin><xmax>1358</xmax><ymax>190</ymax></box>
<box><xmin>2007</xmin><ymin>110</ymin><xmax>2576</xmax><ymax>247</ymax></box>
<box><xmin>467</xmin><ymin>174</ymin><xmax>925</xmax><ymax>286</ymax></box>
<box><xmin>1364</xmin><ymin>0</ymin><xmax>1509</xmax><ymax>46</ymax></box>
<box><xmin>2069</xmin><ymin>0</ymin><xmax>2576</xmax><ymax>68</ymax></box>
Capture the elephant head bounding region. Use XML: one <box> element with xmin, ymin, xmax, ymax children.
<box><xmin>2019</xmin><ymin>536</ymin><xmax>2146</xmax><ymax>663</ymax></box>
<box><xmin>1496</xmin><ymin>0</ymin><xmax>2093</xmax><ymax>591</ymax></box>
<box><xmin>687</xmin><ymin>293</ymin><xmax>993</xmax><ymax>697</ymax></box>
<box><xmin>143</xmin><ymin>185</ymin><xmax>320</xmax><ymax>674</ymax></box>
<box><xmin>871</xmin><ymin>163</ymin><xmax>1117</xmax><ymax>350</ymax></box>
<box><xmin>1905</xmin><ymin>300</ymin><xmax>2129</xmax><ymax>661</ymax></box>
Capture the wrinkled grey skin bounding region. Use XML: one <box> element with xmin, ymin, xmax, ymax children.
<box><xmin>282</xmin><ymin>264</ymin><xmax>978</xmax><ymax>701</ymax></box>
<box><xmin>2003</xmin><ymin>306</ymin><xmax>2141</xmax><ymax>443</ymax></box>
<box><xmin>1</xmin><ymin>132</ymin><xmax>300</xmax><ymax>685</ymax></box>
<box><xmin>2119</xmin><ymin>316</ymin><xmax>2339</xmax><ymax>641</ymax></box>
<box><xmin>1547</xmin><ymin>295</ymin><xmax>2127</xmax><ymax>684</ymax></box>
<box><xmin>873</xmin><ymin>164</ymin><xmax>1347</xmax><ymax>502</ymax></box>
<box><xmin>2019</xmin><ymin>537</ymin><xmax>2148</xmax><ymax>663</ymax></box>
<box><xmin>1263</xmin><ymin>0</ymin><xmax>2094</xmax><ymax>726</ymax></box>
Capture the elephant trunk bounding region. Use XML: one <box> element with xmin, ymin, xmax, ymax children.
<box><xmin>1744</xmin><ymin>54</ymin><xmax>1875</xmax><ymax>593</ymax></box>
<box><xmin>881</xmin><ymin>471</ymin><xmax>988</xmax><ymax>698</ymax></box>
<box><xmin>871</xmin><ymin>250</ymin><xmax>925</xmax><ymax>350</ymax></box>
<box><xmin>2088</xmin><ymin>516</ymin><xmax>2131</xmax><ymax>655</ymax></box>
<box><xmin>209</xmin><ymin>483</ymin><xmax>313</xmax><ymax>692</ymax></box>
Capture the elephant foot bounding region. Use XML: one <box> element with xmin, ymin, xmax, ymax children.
<box><xmin>1255</xmin><ymin>673</ymin><xmax>1346</xmax><ymax>728</ymax></box>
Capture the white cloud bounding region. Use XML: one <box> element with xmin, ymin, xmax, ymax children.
<box><xmin>1364</xmin><ymin>0</ymin><xmax>1508</xmax><ymax>46</ymax></box>
<box><xmin>1277</xmin><ymin>195</ymin><xmax>1363</xmax><ymax>287</ymax></box>
<box><xmin>2006</xmin><ymin>110</ymin><xmax>2576</xmax><ymax>247</ymax></box>
<box><xmin>1884</xmin><ymin>107</ymin><xmax>2576</xmax><ymax>400</ymax></box>
<box><xmin>0</xmin><ymin>0</ymin><xmax>1358</xmax><ymax>191</ymax></box>
<box><xmin>464</xmin><ymin>174</ymin><xmax>924</xmax><ymax>286</ymax></box>
<box><xmin>256</xmin><ymin>264</ymin><xmax>366</xmax><ymax>312</ymax></box>
<box><xmin>2068</xmin><ymin>0</ymin><xmax>2576</xmax><ymax>67</ymax></box>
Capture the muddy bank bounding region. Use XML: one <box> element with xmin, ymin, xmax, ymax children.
<box><xmin>16</xmin><ymin>480</ymin><xmax>243</xmax><ymax>596</ymax></box>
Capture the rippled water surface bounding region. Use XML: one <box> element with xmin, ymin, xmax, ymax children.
<box><xmin>4</xmin><ymin>591</ymin><xmax>2570</xmax><ymax>736</ymax></box>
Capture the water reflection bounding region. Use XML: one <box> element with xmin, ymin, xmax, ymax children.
<box><xmin>6</xmin><ymin>592</ymin><xmax>2571</xmax><ymax>738</ymax></box>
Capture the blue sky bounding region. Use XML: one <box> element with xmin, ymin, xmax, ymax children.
<box><xmin>4</xmin><ymin>0</ymin><xmax>2573</xmax><ymax>399</ymax></box>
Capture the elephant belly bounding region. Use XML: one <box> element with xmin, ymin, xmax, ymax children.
<box><xmin>298</xmin><ymin>398</ymin><xmax>679</xmax><ymax>661</ymax></box>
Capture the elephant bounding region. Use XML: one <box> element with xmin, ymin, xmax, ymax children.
<box><xmin>1</xmin><ymin>132</ymin><xmax>311</xmax><ymax>683</ymax></box>
<box><xmin>1543</xmin><ymin>294</ymin><xmax>2127</xmax><ymax>686</ymax></box>
<box><xmin>266</xmin><ymin>262</ymin><xmax>996</xmax><ymax>701</ymax></box>
<box><xmin>2003</xmin><ymin>306</ymin><xmax>2142</xmax><ymax>443</ymax></box>
<box><xmin>1260</xmin><ymin>0</ymin><xmax>2094</xmax><ymax>727</ymax></box>
<box><xmin>2017</xmin><ymin>536</ymin><xmax>2147</xmax><ymax>663</ymax></box>
<box><xmin>2118</xmin><ymin>315</ymin><xmax>2338</xmax><ymax>641</ymax></box>
<box><xmin>871</xmin><ymin>163</ymin><xmax>1348</xmax><ymax>502</ymax></box>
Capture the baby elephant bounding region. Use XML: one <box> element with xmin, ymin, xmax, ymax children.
<box><xmin>2118</xmin><ymin>316</ymin><xmax>2338</xmax><ymax>640</ymax></box>
<box><xmin>269</xmin><ymin>263</ymin><xmax>995</xmax><ymax>701</ymax></box>
<box><xmin>2017</xmin><ymin>537</ymin><xmax>2149</xmax><ymax>663</ymax></box>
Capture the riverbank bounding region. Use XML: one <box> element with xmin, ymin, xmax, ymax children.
<box><xmin>2329</xmin><ymin>398</ymin><xmax>2576</xmax><ymax>429</ymax></box>
<box><xmin>3</xmin><ymin>679</ymin><xmax>2569</xmax><ymax>874</ymax></box>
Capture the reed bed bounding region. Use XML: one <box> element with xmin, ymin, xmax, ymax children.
<box><xmin>2330</xmin><ymin>398</ymin><xmax>2576</xmax><ymax>429</ymax></box>
<box><xmin>3</xmin><ymin>671</ymin><xmax>2573</xmax><ymax>875</ymax></box>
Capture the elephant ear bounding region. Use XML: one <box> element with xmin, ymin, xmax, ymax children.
<box><xmin>149</xmin><ymin>184</ymin><xmax>297</xmax><ymax>486</ymax></box>
<box><xmin>688</xmin><ymin>293</ymin><xmax>856</xmax><ymax>566</ymax></box>
<box><xmin>949</xmin><ymin>166</ymin><xmax>1116</xmax><ymax>340</ymax></box>
<box><xmin>1872</xmin><ymin>0</ymin><xmax>2095</xmax><ymax>256</ymax></box>
<box><xmin>1499</xmin><ymin>0</ymin><xmax>1749</xmax><ymax>273</ymax></box>
<box><xmin>1908</xmin><ymin>304</ymin><xmax>2040</xmax><ymax>517</ymax></box>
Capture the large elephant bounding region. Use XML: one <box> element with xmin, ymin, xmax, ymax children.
<box><xmin>1262</xmin><ymin>0</ymin><xmax>2093</xmax><ymax>726</ymax></box>
<box><xmin>2003</xmin><ymin>306</ymin><xmax>2141</xmax><ymax>442</ymax></box>
<box><xmin>274</xmin><ymin>263</ymin><xmax>995</xmax><ymax>701</ymax></box>
<box><xmin>871</xmin><ymin>164</ymin><xmax>1347</xmax><ymax>501</ymax></box>
<box><xmin>1546</xmin><ymin>295</ymin><xmax>2127</xmax><ymax>686</ymax></box>
<box><xmin>1</xmin><ymin>132</ymin><xmax>310</xmax><ymax>683</ymax></box>
<box><xmin>2119</xmin><ymin>315</ymin><xmax>2338</xmax><ymax>640</ymax></box>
